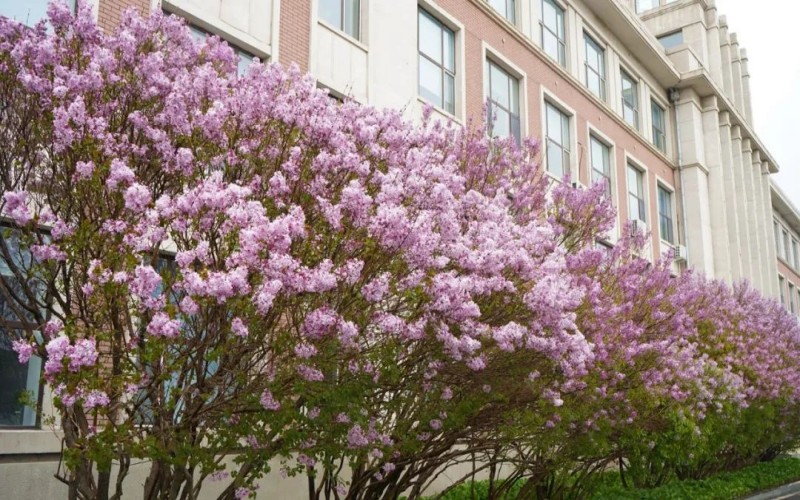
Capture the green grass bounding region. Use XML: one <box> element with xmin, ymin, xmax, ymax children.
<box><xmin>420</xmin><ymin>457</ymin><xmax>800</xmax><ymax>500</ymax></box>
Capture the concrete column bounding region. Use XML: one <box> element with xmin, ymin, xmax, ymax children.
<box><xmin>719</xmin><ymin>17</ymin><xmax>735</xmax><ymax>102</ymax></box>
<box><xmin>751</xmin><ymin>151</ymin><xmax>770</xmax><ymax>294</ymax></box>
<box><xmin>761</xmin><ymin>166</ymin><xmax>779</xmax><ymax>298</ymax></box>
<box><xmin>719</xmin><ymin>112</ymin><xmax>743</xmax><ymax>280</ymax></box>
<box><xmin>705</xmin><ymin>5</ymin><xmax>724</xmax><ymax>89</ymax></box>
<box><xmin>676</xmin><ymin>90</ymin><xmax>715</xmax><ymax>274</ymax></box>
<box><xmin>730</xmin><ymin>125</ymin><xmax>753</xmax><ymax>282</ymax></box>
<box><xmin>730</xmin><ymin>34</ymin><xmax>745</xmax><ymax>119</ymax></box>
<box><xmin>740</xmin><ymin>48</ymin><xmax>753</xmax><ymax>126</ymax></box>
<box><xmin>702</xmin><ymin>96</ymin><xmax>731</xmax><ymax>281</ymax></box>
<box><xmin>741</xmin><ymin>139</ymin><xmax>762</xmax><ymax>290</ymax></box>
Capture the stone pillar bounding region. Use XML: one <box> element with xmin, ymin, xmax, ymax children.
<box><xmin>719</xmin><ymin>17</ymin><xmax>735</xmax><ymax>101</ymax></box>
<box><xmin>730</xmin><ymin>34</ymin><xmax>745</xmax><ymax>119</ymax></box>
<box><xmin>751</xmin><ymin>151</ymin><xmax>771</xmax><ymax>294</ymax></box>
<box><xmin>719</xmin><ymin>112</ymin><xmax>743</xmax><ymax>280</ymax></box>
<box><xmin>730</xmin><ymin>125</ymin><xmax>752</xmax><ymax>282</ymax></box>
<box><xmin>741</xmin><ymin>139</ymin><xmax>763</xmax><ymax>290</ymax></box>
<box><xmin>705</xmin><ymin>5</ymin><xmax>724</xmax><ymax>89</ymax></box>
<box><xmin>702</xmin><ymin>97</ymin><xmax>731</xmax><ymax>281</ymax></box>
<box><xmin>761</xmin><ymin>166</ymin><xmax>779</xmax><ymax>298</ymax></box>
<box><xmin>740</xmin><ymin>48</ymin><xmax>753</xmax><ymax>126</ymax></box>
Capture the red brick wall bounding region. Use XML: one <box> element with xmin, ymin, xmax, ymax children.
<box><xmin>278</xmin><ymin>0</ymin><xmax>311</xmax><ymax>72</ymax></box>
<box><xmin>438</xmin><ymin>0</ymin><xmax>676</xmax><ymax>257</ymax></box>
<box><xmin>97</xmin><ymin>0</ymin><xmax>151</xmax><ymax>32</ymax></box>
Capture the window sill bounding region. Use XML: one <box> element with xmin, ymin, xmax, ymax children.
<box><xmin>416</xmin><ymin>97</ymin><xmax>462</xmax><ymax>125</ymax></box>
<box><xmin>317</xmin><ymin>20</ymin><xmax>369</xmax><ymax>53</ymax></box>
<box><xmin>0</xmin><ymin>428</ymin><xmax>62</xmax><ymax>455</ymax></box>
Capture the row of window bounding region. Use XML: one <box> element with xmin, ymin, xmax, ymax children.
<box><xmin>415</xmin><ymin>1</ymin><xmax>670</xmax><ymax>155</ymax></box>
<box><xmin>775</xmin><ymin>219</ymin><xmax>800</xmax><ymax>271</ymax></box>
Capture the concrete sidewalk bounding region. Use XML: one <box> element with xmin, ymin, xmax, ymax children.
<box><xmin>744</xmin><ymin>480</ymin><xmax>800</xmax><ymax>500</ymax></box>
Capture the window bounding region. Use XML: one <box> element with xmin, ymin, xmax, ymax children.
<box><xmin>545</xmin><ymin>102</ymin><xmax>570</xmax><ymax>178</ymax></box>
<box><xmin>486</xmin><ymin>59</ymin><xmax>521</xmax><ymax>144</ymax></box>
<box><xmin>0</xmin><ymin>0</ymin><xmax>74</xmax><ymax>26</ymax></box>
<box><xmin>590</xmin><ymin>136</ymin><xmax>611</xmax><ymax>199</ymax></box>
<box><xmin>779</xmin><ymin>276</ymin><xmax>786</xmax><ymax>306</ymax></box>
<box><xmin>186</xmin><ymin>24</ymin><xmax>255</xmax><ymax>76</ymax></box>
<box><xmin>621</xmin><ymin>70</ymin><xmax>639</xmax><ymax>129</ymax></box>
<box><xmin>636</xmin><ymin>0</ymin><xmax>659</xmax><ymax>12</ymax></box>
<box><xmin>651</xmin><ymin>100</ymin><xmax>666</xmax><ymax>152</ymax></box>
<box><xmin>784</xmin><ymin>229</ymin><xmax>791</xmax><ymax>262</ymax></box>
<box><xmin>418</xmin><ymin>9</ymin><xmax>456</xmax><ymax>114</ymax></box>
<box><xmin>541</xmin><ymin>0</ymin><xmax>566</xmax><ymax>67</ymax></box>
<box><xmin>657</xmin><ymin>30</ymin><xmax>684</xmax><ymax>49</ymax></box>
<box><xmin>319</xmin><ymin>0</ymin><xmax>361</xmax><ymax>40</ymax></box>
<box><xmin>0</xmin><ymin>229</ymin><xmax>42</xmax><ymax>427</ymax></box>
<box><xmin>584</xmin><ymin>33</ymin><xmax>606</xmax><ymax>100</ymax></box>
<box><xmin>489</xmin><ymin>0</ymin><xmax>516</xmax><ymax>24</ymax></box>
<box><xmin>627</xmin><ymin>164</ymin><xmax>646</xmax><ymax>223</ymax></box>
<box><xmin>790</xmin><ymin>283</ymin><xmax>797</xmax><ymax>314</ymax></box>
<box><xmin>775</xmin><ymin>221</ymin><xmax>782</xmax><ymax>256</ymax></box>
<box><xmin>658</xmin><ymin>185</ymin><xmax>674</xmax><ymax>244</ymax></box>
<box><xmin>794</xmin><ymin>238</ymin><xmax>799</xmax><ymax>269</ymax></box>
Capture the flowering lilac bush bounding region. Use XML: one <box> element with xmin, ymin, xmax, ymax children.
<box><xmin>1</xmin><ymin>3</ymin><xmax>800</xmax><ymax>500</ymax></box>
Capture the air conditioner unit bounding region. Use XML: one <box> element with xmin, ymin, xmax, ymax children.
<box><xmin>674</xmin><ymin>244</ymin><xmax>688</xmax><ymax>262</ymax></box>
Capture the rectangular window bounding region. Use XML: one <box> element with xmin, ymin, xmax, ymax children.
<box><xmin>0</xmin><ymin>229</ymin><xmax>42</xmax><ymax>427</ymax></box>
<box><xmin>187</xmin><ymin>24</ymin><xmax>255</xmax><ymax>76</ymax></box>
<box><xmin>790</xmin><ymin>283</ymin><xmax>797</xmax><ymax>314</ymax></box>
<box><xmin>775</xmin><ymin>221</ymin><xmax>781</xmax><ymax>256</ymax></box>
<box><xmin>784</xmin><ymin>229</ymin><xmax>791</xmax><ymax>261</ymax></box>
<box><xmin>584</xmin><ymin>33</ymin><xmax>606</xmax><ymax>100</ymax></box>
<box><xmin>541</xmin><ymin>0</ymin><xmax>566</xmax><ymax>67</ymax></box>
<box><xmin>658</xmin><ymin>185</ymin><xmax>674</xmax><ymax>244</ymax></box>
<box><xmin>627</xmin><ymin>164</ymin><xmax>646</xmax><ymax>223</ymax></box>
<box><xmin>590</xmin><ymin>135</ymin><xmax>611</xmax><ymax>199</ymax></box>
<box><xmin>319</xmin><ymin>0</ymin><xmax>361</xmax><ymax>40</ymax></box>
<box><xmin>486</xmin><ymin>59</ymin><xmax>521</xmax><ymax>145</ymax></box>
<box><xmin>545</xmin><ymin>102</ymin><xmax>570</xmax><ymax>178</ymax></box>
<box><xmin>418</xmin><ymin>9</ymin><xmax>456</xmax><ymax>114</ymax></box>
<box><xmin>636</xmin><ymin>0</ymin><xmax>659</xmax><ymax>12</ymax></box>
<box><xmin>780</xmin><ymin>276</ymin><xmax>786</xmax><ymax>306</ymax></box>
<box><xmin>794</xmin><ymin>239</ymin><xmax>799</xmax><ymax>269</ymax></box>
<box><xmin>657</xmin><ymin>30</ymin><xmax>684</xmax><ymax>49</ymax></box>
<box><xmin>621</xmin><ymin>70</ymin><xmax>639</xmax><ymax>129</ymax></box>
<box><xmin>651</xmin><ymin>100</ymin><xmax>667</xmax><ymax>152</ymax></box>
<box><xmin>489</xmin><ymin>0</ymin><xmax>516</xmax><ymax>24</ymax></box>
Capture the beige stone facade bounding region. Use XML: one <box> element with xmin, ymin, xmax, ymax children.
<box><xmin>0</xmin><ymin>0</ymin><xmax>797</xmax><ymax>497</ymax></box>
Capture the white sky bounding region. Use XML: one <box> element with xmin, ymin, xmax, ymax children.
<box><xmin>715</xmin><ymin>0</ymin><xmax>800</xmax><ymax>209</ymax></box>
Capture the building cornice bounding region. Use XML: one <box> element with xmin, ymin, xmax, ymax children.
<box><xmin>772</xmin><ymin>182</ymin><xmax>800</xmax><ymax>234</ymax></box>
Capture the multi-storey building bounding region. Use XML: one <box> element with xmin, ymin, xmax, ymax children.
<box><xmin>0</xmin><ymin>0</ymin><xmax>797</xmax><ymax>497</ymax></box>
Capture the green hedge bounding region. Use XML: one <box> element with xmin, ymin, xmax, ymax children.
<box><xmin>422</xmin><ymin>457</ymin><xmax>800</xmax><ymax>500</ymax></box>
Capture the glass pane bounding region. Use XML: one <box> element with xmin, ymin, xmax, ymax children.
<box><xmin>489</xmin><ymin>63</ymin><xmax>510</xmax><ymax>108</ymax></box>
<box><xmin>0</xmin><ymin>330</ymin><xmax>41</xmax><ymax>427</ymax></box>
<box><xmin>542</xmin><ymin>0</ymin><xmax>557</xmax><ymax>30</ymax></box>
<box><xmin>419</xmin><ymin>56</ymin><xmax>444</xmax><ymax>109</ymax></box>
<box><xmin>319</xmin><ymin>0</ymin><xmax>342</xmax><ymax>29</ymax></box>
<box><xmin>188</xmin><ymin>25</ymin><xmax>207</xmax><ymax>43</ymax></box>
<box><xmin>546</xmin><ymin>104</ymin><xmax>561</xmax><ymax>143</ymax></box>
<box><xmin>444</xmin><ymin>74</ymin><xmax>455</xmax><ymax>114</ymax></box>
<box><xmin>492</xmin><ymin>106</ymin><xmax>511</xmax><ymax>139</ymax></box>
<box><xmin>658</xmin><ymin>30</ymin><xmax>684</xmax><ymax>50</ymax></box>
<box><xmin>587</xmin><ymin>71</ymin><xmax>601</xmax><ymax>98</ymax></box>
<box><xmin>443</xmin><ymin>28</ymin><xmax>455</xmax><ymax>72</ymax></box>
<box><xmin>510</xmin><ymin>77</ymin><xmax>519</xmax><ymax>113</ymax></box>
<box><xmin>543</xmin><ymin>30</ymin><xmax>559</xmax><ymax>63</ymax></box>
<box><xmin>419</xmin><ymin>10</ymin><xmax>442</xmax><ymax>63</ymax></box>
<box><xmin>344</xmin><ymin>0</ymin><xmax>360</xmax><ymax>39</ymax></box>
<box><xmin>236</xmin><ymin>51</ymin><xmax>253</xmax><ymax>76</ymax></box>
<box><xmin>511</xmin><ymin>114</ymin><xmax>521</xmax><ymax>144</ymax></box>
<box><xmin>547</xmin><ymin>141</ymin><xmax>564</xmax><ymax>177</ymax></box>
<box><xmin>507</xmin><ymin>0</ymin><xmax>517</xmax><ymax>24</ymax></box>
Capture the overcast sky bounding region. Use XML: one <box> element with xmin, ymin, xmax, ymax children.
<box><xmin>714</xmin><ymin>0</ymin><xmax>800</xmax><ymax>209</ymax></box>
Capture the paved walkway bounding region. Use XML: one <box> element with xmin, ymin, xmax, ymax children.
<box><xmin>745</xmin><ymin>480</ymin><xmax>800</xmax><ymax>500</ymax></box>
